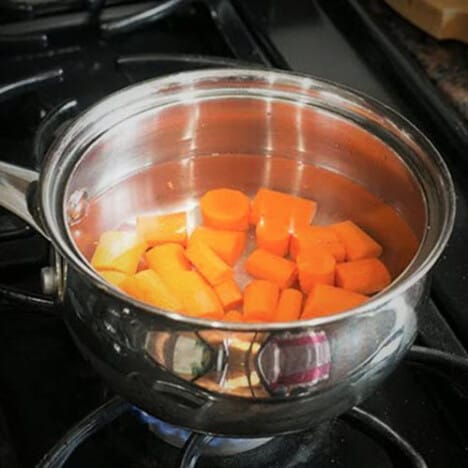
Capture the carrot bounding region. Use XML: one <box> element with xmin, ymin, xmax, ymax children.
<box><xmin>185</xmin><ymin>240</ymin><xmax>232</xmax><ymax>286</ymax></box>
<box><xmin>214</xmin><ymin>278</ymin><xmax>243</xmax><ymax>310</ymax></box>
<box><xmin>99</xmin><ymin>270</ymin><xmax>129</xmax><ymax>287</ymax></box>
<box><xmin>290</xmin><ymin>197</ymin><xmax>317</xmax><ymax>233</ymax></box>
<box><xmin>335</xmin><ymin>258</ymin><xmax>391</xmax><ymax>295</ymax></box>
<box><xmin>146</xmin><ymin>243</ymin><xmax>191</xmax><ymax>278</ymax></box>
<box><xmin>290</xmin><ymin>226</ymin><xmax>346</xmax><ymax>262</ymax></box>
<box><xmin>173</xmin><ymin>271</ymin><xmax>223</xmax><ymax>318</ymax></box>
<box><xmin>136</xmin><ymin>212</ymin><xmax>186</xmax><ymax>247</ymax></box>
<box><xmin>256</xmin><ymin>217</ymin><xmax>290</xmax><ymax>257</ymax></box>
<box><xmin>120</xmin><ymin>270</ymin><xmax>183</xmax><ymax>312</ymax></box>
<box><xmin>245</xmin><ymin>248</ymin><xmax>297</xmax><ymax>289</ymax></box>
<box><xmin>243</xmin><ymin>279</ymin><xmax>279</xmax><ymax>321</ymax></box>
<box><xmin>91</xmin><ymin>231</ymin><xmax>147</xmax><ymax>275</ymax></box>
<box><xmin>200</xmin><ymin>188</ymin><xmax>250</xmax><ymax>231</ymax></box>
<box><xmin>331</xmin><ymin>220</ymin><xmax>382</xmax><ymax>261</ymax></box>
<box><xmin>297</xmin><ymin>247</ymin><xmax>336</xmax><ymax>294</ymax></box>
<box><xmin>189</xmin><ymin>226</ymin><xmax>246</xmax><ymax>266</ymax></box>
<box><xmin>302</xmin><ymin>284</ymin><xmax>368</xmax><ymax>318</ymax></box>
<box><xmin>223</xmin><ymin>309</ymin><xmax>244</xmax><ymax>322</ymax></box>
<box><xmin>273</xmin><ymin>288</ymin><xmax>303</xmax><ymax>322</ymax></box>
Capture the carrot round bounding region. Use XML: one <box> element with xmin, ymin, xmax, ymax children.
<box><xmin>302</xmin><ymin>284</ymin><xmax>368</xmax><ymax>319</ymax></box>
<box><xmin>189</xmin><ymin>226</ymin><xmax>246</xmax><ymax>266</ymax></box>
<box><xmin>290</xmin><ymin>226</ymin><xmax>346</xmax><ymax>262</ymax></box>
<box><xmin>146</xmin><ymin>243</ymin><xmax>190</xmax><ymax>278</ymax></box>
<box><xmin>245</xmin><ymin>248</ymin><xmax>297</xmax><ymax>289</ymax></box>
<box><xmin>336</xmin><ymin>258</ymin><xmax>391</xmax><ymax>295</ymax></box>
<box><xmin>243</xmin><ymin>279</ymin><xmax>279</xmax><ymax>321</ymax></box>
<box><xmin>120</xmin><ymin>270</ymin><xmax>183</xmax><ymax>312</ymax></box>
<box><xmin>214</xmin><ymin>278</ymin><xmax>243</xmax><ymax>310</ymax></box>
<box><xmin>223</xmin><ymin>309</ymin><xmax>244</xmax><ymax>322</ymax></box>
<box><xmin>331</xmin><ymin>220</ymin><xmax>383</xmax><ymax>261</ymax></box>
<box><xmin>99</xmin><ymin>270</ymin><xmax>129</xmax><ymax>287</ymax></box>
<box><xmin>273</xmin><ymin>288</ymin><xmax>303</xmax><ymax>322</ymax></box>
<box><xmin>185</xmin><ymin>240</ymin><xmax>232</xmax><ymax>286</ymax></box>
<box><xmin>137</xmin><ymin>211</ymin><xmax>187</xmax><ymax>247</ymax></box>
<box><xmin>200</xmin><ymin>188</ymin><xmax>250</xmax><ymax>231</ymax></box>
<box><xmin>91</xmin><ymin>231</ymin><xmax>147</xmax><ymax>275</ymax></box>
<box><xmin>297</xmin><ymin>247</ymin><xmax>336</xmax><ymax>294</ymax></box>
<box><xmin>256</xmin><ymin>217</ymin><xmax>290</xmax><ymax>257</ymax></box>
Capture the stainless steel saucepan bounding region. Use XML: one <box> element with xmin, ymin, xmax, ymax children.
<box><xmin>0</xmin><ymin>69</ymin><xmax>455</xmax><ymax>436</ymax></box>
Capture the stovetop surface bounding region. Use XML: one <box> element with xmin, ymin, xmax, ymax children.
<box><xmin>1</xmin><ymin>1</ymin><xmax>468</xmax><ymax>467</ymax></box>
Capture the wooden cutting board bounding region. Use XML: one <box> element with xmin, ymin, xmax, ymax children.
<box><xmin>385</xmin><ymin>0</ymin><xmax>468</xmax><ymax>43</ymax></box>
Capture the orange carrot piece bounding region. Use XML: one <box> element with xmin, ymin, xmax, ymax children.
<box><xmin>290</xmin><ymin>197</ymin><xmax>317</xmax><ymax>233</ymax></box>
<box><xmin>273</xmin><ymin>288</ymin><xmax>303</xmax><ymax>322</ymax></box>
<box><xmin>185</xmin><ymin>241</ymin><xmax>232</xmax><ymax>286</ymax></box>
<box><xmin>214</xmin><ymin>278</ymin><xmax>243</xmax><ymax>310</ymax></box>
<box><xmin>256</xmin><ymin>217</ymin><xmax>290</xmax><ymax>257</ymax></box>
<box><xmin>245</xmin><ymin>248</ymin><xmax>297</xmax><ymax>289</ymax></box>
<box><xmin>243</xmin><ymin>280</ymin><xmax>279</xmax><ymax>321</ymax></box>
<box><xmin>91</xmin><ymin>231</ymin><xmax>147</xmax><ymax>275</ymax></box>
<box><xmin>290</xmin><ymin>226</ymin><xmax>346</xmax><ymax>262</ymax></box>
<box><xmin>302</xmin><ymin>284</ymin><xmax>368</xmax><ymax>318</ymax></box>
<box><xmin>331</xmin><ymin>220</ymin><xmax>383</xmax><ymax>261</ymax></box>
<box><xmin>297</xmin><ymin>247</ymin><xmax>336</xmax><ymax>294</ymax></box>
<box><xmin>99</xmin><ymin>270</ymin><xmax>129</xmax><ymax>287</ymax></box>
<box><xmin>223</xmin><ymin>309</ymin><xmax>244</xmax><ymax>322</ymax></box>
<box><xmin>335</xmin><ymin>258</ymin><xmax>391</xmax><ymax>295</ymax></box>
<box><xmin>200</xmin><ymin>188</ymin><xmax>250</xmax><ymax>231</ymax></box>
<box><xmin>120</xmin><ymin>270</ymin><xmax>183</xmax><ymax>312</ymax></box>
<box><xmin>136</xmin><ymin>212</ymin><xmax>187</xmax><ymax>247</ymax></box>
<box><xmin>174</xmin><ymin>271</ymin><xmax>223</xmax><ymax>318</ymax></box>
<box><xmin>146</xmin><ymin>243</ymin><xmax>191</xmax><ymax>278</ymax></box>
<box><xmin>189</xmin><ymin>227</ymin><xmax>246</xmax><ymax>266</ymax></box>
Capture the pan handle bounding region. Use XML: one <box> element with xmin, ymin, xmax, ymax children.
<box><xmin>0</xmin><ymin>161</ymin><xmax>48</xmax><ymax>238</ymax></box>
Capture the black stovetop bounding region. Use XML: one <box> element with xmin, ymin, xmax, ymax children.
<box><xmin>1</xmin><ymin>1</ymin><xmax>468</xmax><ymax>467</ymax></box>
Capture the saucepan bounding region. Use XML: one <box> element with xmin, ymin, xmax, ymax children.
<box><xmin>0</xmin><ymin>69</ymin><xmax>455</xmax><ymax>436</ymax></box>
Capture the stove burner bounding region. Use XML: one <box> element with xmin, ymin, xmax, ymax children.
<box><xmin>135</xmin><ymin>408</ymin><xmax>272</xmax><ymax>456</ymax></box>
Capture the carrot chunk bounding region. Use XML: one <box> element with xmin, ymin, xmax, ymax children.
<box><xmin>256</xmin><ymin>217</ymin><xmax>290</xmax><ymax>257</ymax></box>
<box><xmin>335</xmin><ymin>258</ymin><xmax>391</xmax><ymax>295</ymax></box>
<box><xmin>189</xmin><ymin>226</ymin><xmax>246</xmax><ymax>266</ymax></box>
<box><xmin>223</xmin><ymin>309</ymin><xmax>244</xmax><ymax>322</ymax></box>
<box><xmin>99</xmin><ymin>270</ymin><xmax>129</xmax><ymax>287</ymax></box>
<box><xmin>243</xmin><ymin>280</ymin><xmax>279</xmax><ymax>321</ymax></box>
<box><xmin>136</xmin><ymin>212</ymin><xmax>186</xmax><ymax>247</ymax></box>
<box><xmin>185</xmin><ymin>241</ymin><xmax>232</xmax><ymax>286</ymax></box>
<box><xmin>146</xmin><ymin>243</ymin><xmax>191</xmax><ymax>278</ymax></box>
<box><xmin>290</xmin><ymin>197</ymin><xmax>317</xmax><ymax>233</ymax></box>
<box><xmin>200</xmin><ymin>188</ymin><xmax>250</xmax><ymax>231</ymax></box>
<box><xmin>91</xmin><ymin>231</ymin><xmax>147</xmax><ymax>275</ymax></box>
<box><xmin>297</xmin><ymin>247</ymin><xmax>336</xmax><ymax>294</ymax></box>
<box><xmin>273</xmin><ymin>288</ymin><xmax>303</xmax><ymax>322</ymax></box>
<box><xmin>245</xmin><ymin>248</ymin><xmax>297</xmax><ymax>289</ymax></box>
<box><xmin>302</xmin><ymin>284</ymin><xmax>368</xmax><ymax>318</ymax></box>
<box><xmin>290</xmin><ymin>226</ymin><xmax>346</xmax><ymax>262</ymax></box>
<box><xmin>214</xmin><ymin>278</ymin><xmax>243</xmax><ymax>310</ymax></box>
<box><xmin>331</xmin><ymin>220</ymin><xmax>382</xmax><ymax>261</ymax></box>
<box><xmin>120</xmin><ymin>270</ymin><xmax>183</xmax><ymax>312</ymax></box>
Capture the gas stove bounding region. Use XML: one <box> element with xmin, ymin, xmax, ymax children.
<box><xmin>1</xmin><ymin>1</ymin><xmax>468</xmax><ymax>467</ymax></box>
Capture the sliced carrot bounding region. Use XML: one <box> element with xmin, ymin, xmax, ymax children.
<box><xmin>302</xmin><ymin>284</ymin><xmax>368</xmax><ymax>318</ymax></box>
<box><xmin>273</xmin><ymin>288</ymin><xmax>303</xmax><ymax>322</ymax></box>
<box><xmin>120</xmin><ymin>270</ymin><xmax>183</xmax><ymax>312</ymax></box>
<box><xmin>331</xmin><ymin>220</ymin><xmax>382</xmax><ymax>261</ymax></box>
<box><xmin>290</xmin><ymin>197</ymin><xmax>317</xmax><ymax>233</ymax></box>
<box><xmin>185</xmin><ymin>240</ymin><xmax>232</xmax><ymax>286</ymax></box>
<box><xmin>99</xmin><ymin>270</ymin><xmax>129</xmax><ymax>287</ymax></box>
<box><xmin>91</xmin><ymin>231</ymin><xmax>147</xmax><ymax>275</ymax></box>
<box><xmin>297</xmin><ymin>247</ymin><xmax>336</xmax><ymax>294</ymax></box>
<box><xmin>335</xmin><ymin>258</ymin><xmax>391</xmax><ymax>295</ymax></box>
<box><xmin>189</xmin><ymin>226</ymin><xmax>246</xmax><ymax>266</ymax></box>
<box><xmin>256</xmin><ymin>217</ymin><xmax>290</xmax><ymax>257</ymax></box>
<box><xmin>136</xmin><ymin>212</ymin><xmax>187</xmax><ymax>247</ymax></box>
<box><xmin>200</xmin><ymin>188</ymin><xmax>250</xmax><ymax>231</ymax></box>
<box><xmin>290</xmin><ymin>226</ymin><xmax>346</xmax><ymax>262</ymax></box>
<box><xmin>214</xmin><ymin>278</ymin><xmax>243</xmax><ymax>310</ymax></box>
<box><xmin>146</xmin><ymin>243</ymin><xmax>190</xmax><ymax>278</ymax></box>
<box><xmin>223</xmin><ymin>309</ymin><xmax>244</xmax><ymax>322</ymax></box>
<box><xmin>243</xmin><ymin>279</ymin><xmax>279</xmax><ymax>321</ymax></box>
<box><xmin>173</xmin><ymin>271</ymin><xmax>223</xmax><ymax>318</ymax></box>
<box><xmin>245</xmin><ymin>248</ymin><xmax>297</xmax><ymax>289</ymax></box>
